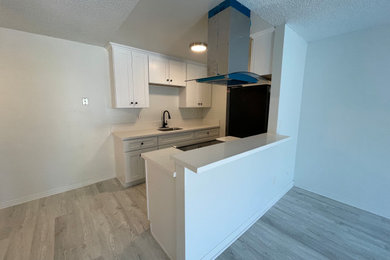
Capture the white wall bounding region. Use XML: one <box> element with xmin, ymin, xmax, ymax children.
<box><xmin>295</xmin><ymin>24</ymin><xmax>390</xmax><ymax>219</ymax></box>
<box><xmin>176</xmin><ymin>139</ymin><xmax>293</xmax><ymax>260</ymax></box>
<box><xmin>202</xmin><ymin>85</ymin><xmax>227</xmax><ymax>136</ymax></box>
<box><xmin>269</xmin><ymin>25</ymin><xmax>308</xmax><ymax>174</ymax></box>
<box><xmin>175</xmin><ymin>25</ymin><xmax>308</xmax><ymax>259</ymax></box>
<box><xmin>0</xmin><ymin>27</ymin><xmax>204</xmax><ymax>208</ymax></box>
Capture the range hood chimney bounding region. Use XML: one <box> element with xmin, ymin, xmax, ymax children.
<box><xmin>193</xmin><ymin>0</ymin><xmax>263</xmax><ymax>86</ymax></box>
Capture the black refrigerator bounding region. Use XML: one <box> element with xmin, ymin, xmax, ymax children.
<box><xmin>226</xmin><ymin>84</ymin><xmax>271</xmax><ymax>138</ymax></box>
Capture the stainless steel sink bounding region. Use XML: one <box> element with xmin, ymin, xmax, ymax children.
<box><xmin>157</xmin><ymin>127</ymin><xmax>183</xmax><ymax>132</ymax></box>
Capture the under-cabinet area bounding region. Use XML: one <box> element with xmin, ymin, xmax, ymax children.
<box><xmin>113</xmin><ymin>125</ymin><xmax>220</xmax><ymax>186</ymax></box>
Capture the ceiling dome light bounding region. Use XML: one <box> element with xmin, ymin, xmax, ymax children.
<box><xmin>190</xmin><ymin>42</ymin><xmax>207</xmax><ymax>53</ymax></box>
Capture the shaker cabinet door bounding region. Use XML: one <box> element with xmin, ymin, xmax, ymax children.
<box><xmin>149</xmin><ymin>55</ymin><xmax>169</xmax><ymax>85</ymax></box>
<box><xmin>179</xmin><ymin>63</ymin><xmax>211</xmax><ymax>108</ymax></box>
<box><xmin>199</xmin><ymin>83</ymin><xmax>212</xmax><ymax>107</ymax></box>
<box><xmin>111</xmin><ymin>47</ymin><xmax>133</xmax><ymax>108</ymax></box>
<box><xmin>132</xmin><ymin>51</ymin><xmax>149</xmax><ymax>108</ymax></box>
<box><xmin>109</xmin><ymin>44</ymin><xmax>149</xmax><ymax>108</ymax></box>
<box><xmin>124</xmin><ymin>147</ymin><xmax>156</xmax><ymax>183</ymax></box>
<box><xmin>169</xmin><ymin>59</ymin><xmax>186</xmax><ymax>87</ymax></box>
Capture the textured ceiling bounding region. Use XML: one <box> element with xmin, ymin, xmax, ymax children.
<box><xmin>0</xmin><ymin>0</ymin><xmax>139</xmax><ymax>45</ymax></box>
<box><xmin>0</xmin><ymin>0</ymin><xmax>271</xmax><ymax>62</ymax></box>
<box><xmin>239</xmin><ymin>0</ymin><xmax>390</xmax><ymax>41</ymax></box>
<box><xmin>3</xmin><ymin>0</ymin><xmax>386</xmax><ymax>59</ymax></box>
<box><xmin>111</xmin><ymin>0</ymin><xmax>271</xmax><ymax>63</ymax></box>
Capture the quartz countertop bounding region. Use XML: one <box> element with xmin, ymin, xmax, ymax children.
<box><xmin>216</xmin><ymin>136</ymin><xmax>240</xmax><ymax>142</ymax></box>
<box><xmin>141</xmin><ymin>148</ymin><xmax>183</xmax><ymax>177</ymax></box>
<box><xmin>112</xmin><ymin>124</ymin><xmax>219</xmax><ymax>141</ymax></box>
<box><xmin>172</xmin><ymin>133</ymin><xmax>290</xmax><ymax>174</ymax></box>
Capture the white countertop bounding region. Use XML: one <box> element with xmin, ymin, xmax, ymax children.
<box><xmin>216</xmin><ymin>136</ymin><xmax>240</xmax><ymax>142</ymax></box>
<box><xmin>112</xmin><ymin>124</ymin><xmax>219</xmax><ymax>141</ymax></box>
<box><xmin>141</xmin><ymin>148</ymin><xmax>183</xmax><ymax>177</ymax></box>
<box><xmin>171</xmin><ymin>133</ymin><xmax>290</xmax><ymax>174</ymax></box>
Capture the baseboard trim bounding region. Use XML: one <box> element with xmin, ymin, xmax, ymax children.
<box><xmin>118</xmin><ymin>177</ymin><xmax>146</xmax><ymax>188</ymax></box>
<box><xmin>150</xmin><ymin>227</ymin><xmax>175</xmax><ymax>260</ymax></box>
<box><xmin>0</xmin><ymin>174</ymin><xmax>115</xmax><ymax>209</ymax></box>
<box><xmin>204</xmin><ymin>181</ymin><xmax>294</xmax><ymax>260</ymax></box>
<box><xmin>295</xmin><ymin>183</ymin><xmax>390</xmax><ymax>220</ymax></box>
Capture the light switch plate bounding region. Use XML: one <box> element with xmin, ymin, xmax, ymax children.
<box><xmin>82</xmin><ymin>97</ymin><xmax>89</xmax><ymax>105</ymax></box>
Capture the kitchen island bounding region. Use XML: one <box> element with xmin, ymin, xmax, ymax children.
<box><xmin>142</xmin><ymin>133</ymin><xmax>292</xmax><ymax>260</ymax></box>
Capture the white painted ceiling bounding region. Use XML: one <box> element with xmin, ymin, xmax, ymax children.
<box><xmin>0</xmin><ymin>0</ymin><xmax>271</xmax><ymax>62</ymax></box>
<box><xmin>1</xmin><ymin>0</ymin><xmax>389</xmax><ymax>60</ymax></box>
<box><xmin>111</xmin><ymin>0</ymin><xmax>271</xmax><ymax>63</ymax></box>
<box><xmin>240</xmin><ymin>0</ymin><xmax>390</xmax><ymax>41</ymax></box>
<box><xmin>111</xmin><ymin>0</ymin><xmax>222</xmax><ymax>63</ymax></box>
<box><xmin>0</xmin><ymin>0</ymin><xmax>139</xmax><ymax>45</ymax></box>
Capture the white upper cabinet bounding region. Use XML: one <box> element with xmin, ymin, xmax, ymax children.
<box><xmin>131</xmin><ymin>51</ymin><xmax>149</xmax><ymax>107</ymax></box>
<box><xmin>179</xmin><ymin>63</ymin><xmax>212</xmax><ymax>108</ymax></box>
<box><xmin>169</xmin><ymin>59</ymin><xmax>187</xmax><ymax>86</ymax></box>
<box><xmin>149</xmin><ymin>54</ymin><xmax>186</xmax><ymax>87</ymax></box>
<box><xmin>250</xmin><ymin>28</ymin><xmax>274</xmax><ymax>76</ymax></box>
<box><xmin>148</xmin><ymin>55</ymin><xmax>169</xmax><ymax>85</ymax></box>
<box><xmin>109</xmin><ymin>43</ymin><xmax>149</xmax><ymax>108</ymax></box>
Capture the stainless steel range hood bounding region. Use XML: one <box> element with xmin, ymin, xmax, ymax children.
<box><xmin>192</xmin><ymin>0</ymin><xmax>263</xmax><ymax>86</ymax></box>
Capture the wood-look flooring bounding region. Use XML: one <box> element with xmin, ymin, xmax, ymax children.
<box><xmin>1</xmin><ymin>180</ymin><xmax>389</xmax><ymax>260</ymax></box>
<box><xmin>0</xmin><ymin>179</ymin><xmax>168</xmax><ymax>260</ymax></box>
<box><xmin>218</xmin><ymin>187</ymin><xmax>390</xmax><ymax>260</ymax></box>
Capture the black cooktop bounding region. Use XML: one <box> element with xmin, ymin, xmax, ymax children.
<box><xmin>176</xmin><ymin>140</ymin><xmax>223</xmax><ymax>151</ymax></box>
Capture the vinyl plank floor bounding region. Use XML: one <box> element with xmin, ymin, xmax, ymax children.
<box><xmin>0</xmin><ymin>179</ymin><xmax>168</xmax><ymax>260</ymax></box>
<box><xmin>1</xmin><ymin>181</ymin><xmax>389</xmax><ymax>260</ymax></box>
<box><xmin>218</xmin><ymin>187</ymin><xmax>390</xmax><ymax>260</ymax></box>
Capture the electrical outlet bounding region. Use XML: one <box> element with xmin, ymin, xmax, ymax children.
<box><xmin>82</xmin><ymin>97</ymin><xmax>89</xmax><ymax>106</ymax></box>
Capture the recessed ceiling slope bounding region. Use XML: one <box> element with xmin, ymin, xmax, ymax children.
<box><xmin>0</xmin><ymin>0</ymin><xmax>139</xmax><ymax>45</ymax></box>
<box><xmin>111</xmin><ymin>0</ymin><xmax>224</xmax><ymax>63</ymax></box>
<box><xmin>239</xmin><ymin>0</ymin><xmax>390</xmax><ymax>41</ymax></box>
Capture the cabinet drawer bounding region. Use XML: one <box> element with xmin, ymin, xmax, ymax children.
<box><xmin>123</xmin><ymin>137</ymin><xmax>158</xmax><ymax>152</ymax></box>
<box><xmin>194</xmin><ymin>128</ymin><xmax>219</xmax><ymax>139</ymax></box>
<box><xmin>158</xmin><ymin>131</ymin><xmax>194</xmax><ymax>145</ymax></box>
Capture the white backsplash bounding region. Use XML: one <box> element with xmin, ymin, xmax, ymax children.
<box><xmin>110</xmin><ymin>85</ymin><xmax>220</xmax><ymax>133</ymax></box>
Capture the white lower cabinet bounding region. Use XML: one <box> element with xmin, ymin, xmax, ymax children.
<box><xmin>125</xmin><ymin>147</ymin><xmax>155</xmax><ymax>183</ymax></box>
<box><xmin>114</xmin><ymin>127</ymin><xmax>220</xmax><ymax>187</ymax></box>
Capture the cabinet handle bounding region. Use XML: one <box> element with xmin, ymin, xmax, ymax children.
<box><xmin>130</xmin><ymin>102</ymin><xmax>134</xmax><ymax>104</ymax></box>
<box><xmin>170</xmin><ymin>79</ymin><xmax>173</xmax><ymax>82</ymax></box>
<box><xmin>135</xmin><ymin>102</ymin><xmax>138</xmax><ymax>105</ymax></box>
<box><xmin>141</xmin><ymin>142</ymin><xmax>144</xmax><ymax>145</ymax></box>
<box><xmin>166</xmin><ymin>79</ymin><xmax>169</xmax><ymax>82</ymax></box>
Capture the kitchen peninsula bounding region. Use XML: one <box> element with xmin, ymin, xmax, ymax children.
<box><xmin>142</xmin><ymin>133</ymin><xmax>292</xmax><ymax>260</ymax></box>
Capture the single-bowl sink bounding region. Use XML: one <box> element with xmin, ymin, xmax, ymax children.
<box><xmin>158</xmin><ymin>127</ymin><xmax>183</xmax><ymax>132</ymax></box>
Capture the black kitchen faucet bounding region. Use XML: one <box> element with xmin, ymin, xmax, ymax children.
<box><xmin>162</xmin><ymin>110</ymin><xmax>171</xmax><ymax>128</ymax></box>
